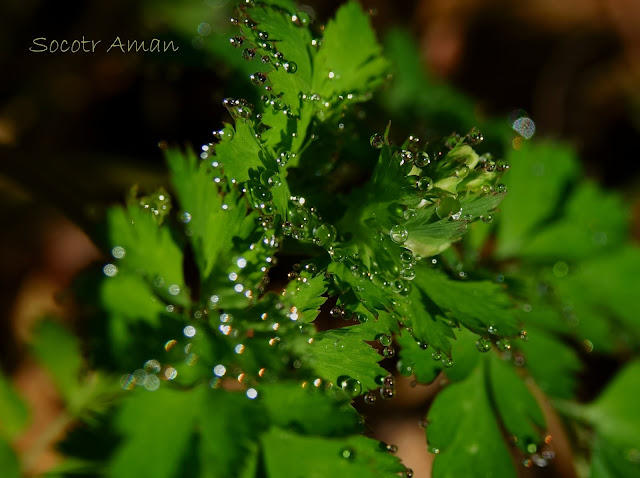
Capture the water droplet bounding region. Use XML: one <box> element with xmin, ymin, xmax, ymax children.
<box><xmin>258</xmin><ymin>31</ymin><xmax>269</xmax><ymax>40</ymax></box>
<box><xmin>495</xmin><ymin>184</ymin><xmax>508</xmax><ymax>194</ymax></box>
<box><xmin>456</xmin><ymin>166</ymin><xmax>469</xmax><ymax>178</ymax></box>
<box><xmin>180</xmin><ymin>211</ymin><xmax>192</xmax><ymax>223</ymax></box>
<box><xmin>488</xmin><ymin>325</ymin><xmax>498</xmax><ymax>335</ymax></box>
<box><xmin>390</xmin><ymin>225</ymin><xmax>408</xmax><ymax>244</ymax></box>
<box><xmin>403</xmin><ymin>208</ymin><xmax>417</xmax><ymax>220</ymax></box>
<box><xmin>143</xmin><ymin>374</ymin><xmax>160</xmax><ymax>391</ymax></box>
<box><xmin>340</xmin><ymin>377</ymin><xmax>362</xmax><ymax>397</ymax></box>
<box><xmin>144</xmin><ymin>359</ymin><xmax>161</xmax><ymax>373</ymax></box>
<box><xmin>383</xmin><ymin>375</ymin><xmax>395</xmax><ymax>388</ymax></box>
<box><xmin>330</xmin><ymin>307</ymin><xmax>345</xmax><ymax>319</ymax></box>
<box><xmin>242</xmin><ymin>48</ymin><xmax>256</xmax><ymax>60</ymax></box>
<box><xmin>377</xmin><ymin>334</ymin><xmax>392</xmax><ymax>346</ymax></box>
<box><xmin>370</xmin><ymin>133</ymin><xmax>384</xmax><ymax>149</ymax></box>
<box><xmin>431</xmin><ymin>351</ymin><xmax>442</xmax><ymax>361</ymax></box>
<box><xmin>354</xmin><ymin>312</ymin><xmax>369</xmax><ymax>323</ymax></box>
<box><xmin>476</xmin><ymin>337</ymin><xmax>492</xmax><ymax>352</ymax></box>
<box><xmin>340</xmin><ymin>448</ymin><xmax>355</xmax><ymax>460</ymax></box>
<box><xmin>313</xmin><ymin>223</ymin><xmax>336</xmax><ymax>247</ymax></box>
<box><xmin>103</xmin><ymin>263</ymin><xmax>118</xmax><ymax>277</ymax></box>
<box><xmin>397</xmin><ymin>359</ymin><xmax>414</xmax><ymax>376</ymax></box>
<box><xmin>415</xmin><ymin>152</ymin><xmax>430</xmax><ymax>168</ymax></box>
<box><xmin>364</xmin><ymin>392</ymin><xmax>377</xmax><ymax>404</ymax></box>
<box><xmin>416</xmin><ymin>177</ymin><xmax>433</xmax><ymax>191</ymax></box>
<box><xmin>111</xmin><ymin>246</ymin><xmax>126</xmax><ymax>259</ymax></box>
<box><xmin>467</xmin><ymin>127</ymin><xmax>484</xmax><ymax>143</ymax></box>
<box><xmin>183</xmin><ymin>325</ymin><xmax>196</xmax><ymax>337</ymax></box>
<box><xmin>442</xmin><ymin>357</ymin><xmax>454</xmax><ymax>368</ymax></box>
<box><xmin>400</xmin><ymin>267</ymin><xmax>416</xmax><ymax>280</ymax></box>
<box><xmin>230</xmin><ymin>36</ymin><xmax>244</xmax><ymax>48</ymax></box>
<box><xmin>246</xmin><ymin>388</ymin><xmax>258</xmax><ymax>399</ymax></box>
<box><xmin>383</xmin><ymin>346</ymin><xmax>396</xmax><ymax>358</ymax></box>
<box><xmin>329</xmin><ymin>247</ymin><xmax>346</xmax><ymax>262</ymax></box>
<box><xmin>380</xmin><ymin>387</ymin><xmax>395</xmax><ymax>400</ymax></box>
<box><xmin>283</xmin><ymin>61</ymin><xmax>297</xmax><ymax>73</ymax></box>
<box><xmin>250</xmin><ymin>72</ymin><xmax>268</xmax><ymax>86</ymax></box>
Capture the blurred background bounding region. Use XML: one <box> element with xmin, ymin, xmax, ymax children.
<box><xmin>1</xmin><ymin>0</ymin><xmax>639</xmax><ymax>476</ymax></box>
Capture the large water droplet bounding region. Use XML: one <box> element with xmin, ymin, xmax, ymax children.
<box><xmin>390</xmin><ymin>225</ymin><xmax>408</xmax><ymax>244</ymax></box>
<box><xmin>313</xmin><ymin>223</ymin><xmax>336</xmax><ymax>247</ymax></box>
<box><xmin>283</xmin><ymin>61</ymin><xmax>297</xmax><ymax>73</ymax></box>
<box><xmin>340</xmin><ymin>377</ymin><xmax>362</xmax><ymax>398</ymax></box>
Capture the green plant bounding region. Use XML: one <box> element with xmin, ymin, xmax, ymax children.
<box><xmin>2</xmin><ymin>1</ymin><xmax>640</xmax><ymax>477</ymax></box>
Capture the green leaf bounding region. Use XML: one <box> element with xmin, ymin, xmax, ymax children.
<box><xmin>496</xmin><ymin>141</ymin><xmax>579</xmax><ymax>258</ymax></box>
<box><xmin>108</xmin><ymin>387</ymin><xmax>201</xmax><ymax>478</ymax></box>
<box><xmin>281</xmin><ymin>272</ymin><xmax>328</xmax><ymax>323</ymax></box>
<box><xmin>587</xmin><ymin>360</ymin><xmax>640</xmax><ymax>450</ymax></box>
<box><xmin>0</xmin><ymin>438</ymin><xmax>20</xmax><ymax>478</ymax></box>
<box><xmin>313</xmin><ymin>1</ymin><xmax>389</xmax><ymax>101</ymax></box>
<box><xmin>552</xmin><ymin>247</ymin><xmax>640</xmax><ymax>350</ymax></box>
<box><xmin>200</xmin><ymin>389</ymin><xmax>264</xmax><ymax>478</ymax></box>
<box><xmin>582</xmin><ymin>360</ymin><xmax>640</xmax><ymax>477</ymax></box>
<box><xmin>488</xmin><ymin>355</ymin><xmax>545</xmax><ymax>452</ymax></box>
<box><xmin>31</xmin><ymin>319</ymin><xmax>83</xmax><ymax>406</ymax></box>
<box><xmin>106</xmin><ymin>200</ymin><xmax>186</xmax><ymax>302</ymax></box>
<box><xmin>237</xmin><ymin>2</ymin><xmax>312</xmax><ymax>115</ymax></box>
<box><xmin>329</xmin><ymin>261</ymin><xmax>392</xmax><ymax>313</ymax></box>
<box><xmin>397</xmin><ymin>286</ymin><xmax>455</xmax><ymax>355</ymax></box>
<box><xmin>518</xmin><ymin>327</ymin><xmax>581</xmax><ymax>399</ymax></box>
<box><xmin>590</xmin><ymin>434</ymin><xmax>640</xmax><ymax>478</ymax></box>
<box><xmin>261</xmin><ymin>427</ymin><xmax>405</xmax><ymax>478</ymax></box>
<box><xmin>0</xmin><ymin>373</ymin><xmax>29</xmax><ymax>440</ymax></box>
<box><xmin>459</xmin><ymin>192</ymin><xmax>505</xmax><ymax>219</ymax></box>
<box><xmin>427</xmin><ymin>363</ymin><xmax>516</xmax><ymax>478</ymax></box>
<box><xmin>405</xmin><ymin>216</ymin><xmax>468</xmax><ymax>258</ymax></box>
<box><xmin>396</xmin><ymin>330</ymin><xmax>441</xmax><ymax>384</ymax></box>
<box><xmin>100</xmin><ymin>271</ymin><xmax>166</xmax><ymax>327</ymax></box>
<box><xmin>260</xmin><ymin>383</ymin><xmax>360</xmax><ymax>436</ymax></box>
<box><xmin>413</xmin><ymin>266</ymin><xmax>520</xmax><ymax>336</ymax></box>
<box><xmin>518</xmin><ymin>182</ymin><xmax>628</xmax><ymax>260</ymax></box>
<box><xmin>214</xmin><ymin>120</ymin><xmax>265</xmax><ymax>183</ymax></box>
<box><xmin>305</xmin><ymin>326</ymin><xmax>387</xmax><ymax>392</ymax></box>
<box><xmin>167</xmin><ymin>147</ymin><xmax>253</xmax><ymax>279</ymax></box>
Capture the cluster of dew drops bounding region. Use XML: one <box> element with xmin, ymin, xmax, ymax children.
<box><xmin>370</xmin><ymin>128</ymin><xmax>510</xmax><ymax>246</ymax></box>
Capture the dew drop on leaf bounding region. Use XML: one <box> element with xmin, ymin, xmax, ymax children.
<box><xmin>313</xmin><ymin>223</ymin><xmax>337</xmax><ymax>247</ymax></box>
<box><xmin>476</xmin><ymin>337</ymin><xmax>492</xmax><ymax>353</ymax></box>
<box><xmin>415</xmin><ymin>151</ymin><xmax>430</xmax><ymax>168</ymax></box>
<box><xmin>340</xmin><ymin>448</ymin><xmax>355</xmax><ymax>460</ymax></box>
<box><xmin>370</xmin><ymin>133</ymin><xmax>384</xmax><ymax>149</ymax></box>
<box><xmin>390</xmin><ymin>225</ymin><xmax>408</xmax><ymax>244</ymax></box>
<box><xmin>380</xmin><ymin>387</ymin><xmax>395</xmax><ymax>400</ymax></box>
<box><xmin>363</xmin><ymin>392</ymin><xmax>377</xmax><ymax>404</ymax></box>
<box><xmin>416</xmin><ymin>177</ymin><xmax>433</xmax><ymax>191</ymax></box>
<box><xmin>283</xmin><ymin>61</ymin><xmax>297</xmax><ymax>73</ymax></box>
<box><xmin>340</xmin><ymin>377</ymin><xmax>362</xmax><ymax>397</ymax></box>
